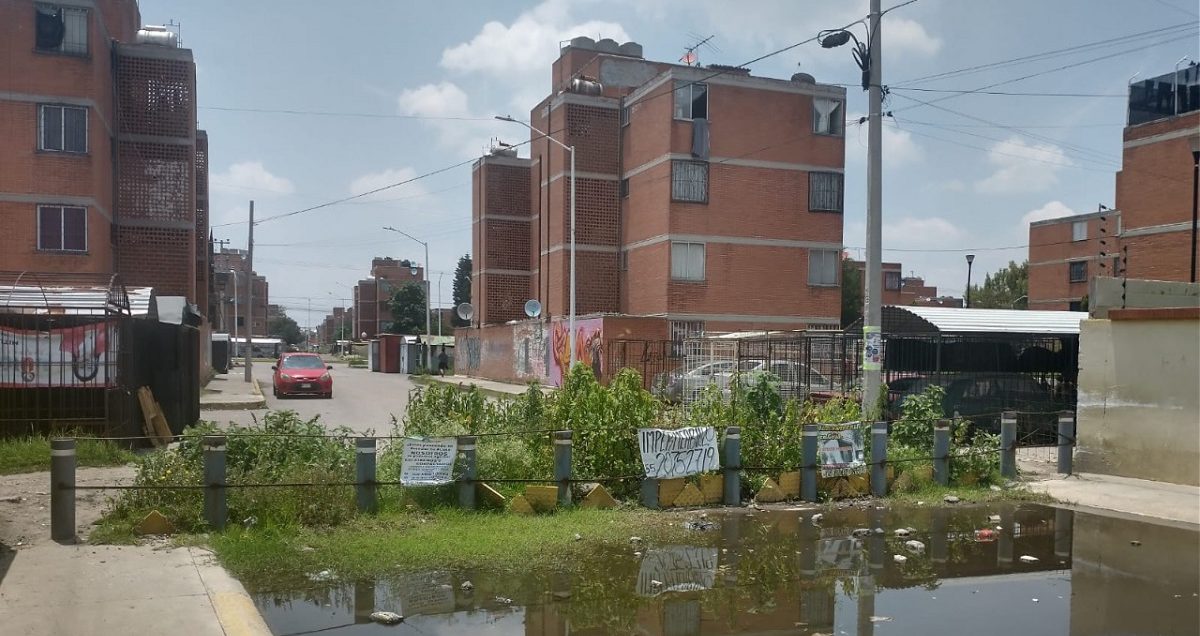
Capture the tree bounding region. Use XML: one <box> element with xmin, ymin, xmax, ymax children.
<box><xmin>268</xmin><ymin>309</ymin><xmax>304</xmax><ymax>345</ymax></box>
<box><xmin>967</xmin><ymin>260</ymin><xmax>1029</xmax><ymax>309</ymax></box>
<box><xmin>387</xmin><ymin>282</ymin><xmax>427</xmax><ymax>334</ymax></box>
<box><xmin>841</xmin><ymin>256</ymin><xmax>863</xmax><ymax>327</ymax></box>
<box><xmin>452</xmin><ymin>253</ymin><xmax>472</xmax><ymax>326</ymax></box>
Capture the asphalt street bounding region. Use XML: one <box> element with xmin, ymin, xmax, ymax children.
<box><xmin>210</xmin><ymin>363</ymin><xmax>415</xmax><ymax>436</ymax></box>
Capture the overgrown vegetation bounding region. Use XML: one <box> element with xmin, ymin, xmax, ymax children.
<box><xmin>344</xmin><ymin>354</ymin><xmax>367</xmax><ymax>368</ymax></box>
<box><xmin>0</xmin><ymin>435</ymin><xmax>136</xmax><ymax>475</ymax></box>
<box><xmin>887</xmin><ymin>384</ymin><xmax>1003</xmax><ymax>492</ymax></box>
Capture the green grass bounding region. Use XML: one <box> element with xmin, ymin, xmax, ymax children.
<box><xmin>0</xmin><ymin>436</ymin><xmax>136</xmax><ymax>475</ymax></box>
<box><xmin>878</xmin><ymin>482</ymin><xmax>1054</xmax><ymax>507</ymax></box>
<box><xmin>209</xmin><ymin>507</ymin><xmax>689</xmax><ymax>588</ymax></box>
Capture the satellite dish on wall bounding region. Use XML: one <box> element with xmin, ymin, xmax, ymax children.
<box><xmin>456</xmin><ymin>303</ymin><xmax>475</xmax><ymax>321</ymax></box>
<box><xmin>524</xmin><ymin>299</ymin><xmax>542</xmax><ymax>318</ymax></box>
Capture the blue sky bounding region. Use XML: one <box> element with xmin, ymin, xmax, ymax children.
<box><xmin>144</xmin><ymin>0</ymin><xmax>1199</xmax><ymax>328</ymax></box>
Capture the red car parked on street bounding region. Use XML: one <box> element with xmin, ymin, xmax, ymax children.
<box><xmin>271</xmin><ymin>353</ymin><xmax>333</xmax><ymax>398</ymax></box>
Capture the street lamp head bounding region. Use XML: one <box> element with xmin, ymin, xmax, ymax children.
<box><xmin>1189</xmin><ymin>135</ymin><xmax>1200</xmax><ymax>161</ymax></box>
<box><xmin>819</xmin><ymin>30</ymin><xmax>853</xmax><ymax>48</ymax></box>
<box><xmin>495</xmin><ymin>115</ymin><xmax>516</xmax><ymax>123</ymax></box>
<box><xmin>965</xmin><ymin>254</ymin><xmax>975</xmax><ymax>265</ymax></box>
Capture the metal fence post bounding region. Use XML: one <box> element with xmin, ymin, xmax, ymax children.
<box><xmin>50</xmin><ymin>438</ymin><xmax>76</xmax><ymax>542</ymax></box>
<box><xmin>640</xmin><ymin>476</ymin><xmax>659</xmax><ymax>509</ymax></box>
<box><xmin>1000</xmin><ymin>411</ymin><xmax>1017</xmax><ymax>479</ymax></box>
<box><xmin>458</xmin><ymin>435</ymin><xmax>478</xmax><ymax>509</ymax></box>
<box><xmin>203</xmin><ymin>435</ymin><xmax>227</xmax><ymax>531</ymax></box>
<box><xmin>1057</xmin><ymin>411</ymin><xmax>1075</xmax><ymax>475</ymax></box>
<box><xmin>355</xmin><ymin>437</ymin><xmax>377</xmax><ymax>514</ymax></box>
<box><xmin>870</xmin><ymin>421</ymin><xmax>887</xmax><ymax>497</ymax></box>
<box><xmin>933</xmin><ymin>420</ymin><xmax>951</xmax><ymax>486</ymax></box>
<box><xmin>723</xmin><ymin>426</ymin><xmax>740</xmax><ymax>506</ymax></box>
<box><xmin>553</xmin><ymin>431</ymin><xmax>572</xmax><ymax>507</ymax></box>
<box><xmin>802</xmin><ymin>424</ymin><xmax>819</xmax><ymax>502</ymax></box>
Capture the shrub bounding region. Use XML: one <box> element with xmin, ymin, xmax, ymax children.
<box><xmin>345</xmin><ymin>355</ymin><xmax>367</xmax><ymax>368</ymax></box>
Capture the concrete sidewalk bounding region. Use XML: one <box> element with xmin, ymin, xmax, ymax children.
<box><xmin>417</xmin><ymin>374</ymin><xmax>550</xmax><ymax>398</ymax></box>
<box><xmin>0</xmin><ymin>544</ymin><xmax>270</xmax><ymax>636</ymax></box>
<box><xmin>1024</xmin><ymin>471</ymin><xmax>1200</xmax><ymax>527</ymax></box>
<box><xmin>201</xmin><ymin>374</ymin><xmax>266</xmax><ymax>410</ymax></box>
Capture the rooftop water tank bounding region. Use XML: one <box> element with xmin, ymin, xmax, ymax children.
<box><xmin>136</xmin><ymin>25</ymin><xmax>178</xmax><ymax>47</ymax></box>
<box><xmin>569</xmin><ymin>36</ymin><xmax>596</xmax><ymax>50</ymax></box>
<box><xmin>791</xmin><ymin>72</ymin><xmax>816</xmax><ymax>84</ymax></box>
<box><xmin>595</xmin><ymin>38</ymin><xmax>620</xmax><ymax>53</ymax></box>
<box><xmin>618</xmin><ymin>42</ymin><xmax>643</xmax><ymax>58</ymax></box>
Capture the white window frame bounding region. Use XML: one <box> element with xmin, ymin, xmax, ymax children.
<box><xmin>671</xmin><ymin>160</ymin><xmax>708</xmax><ymax>203</ymax></box>
<box><xmin>36</xmin><ymin>5</ymin><xmax>88</xmax><ymax>55</ymax></box>
<box><xmin>671</xmin><ymin>242</ymin><xmax>706</xmax><ymax>281</ymax></box>
<box><xmin>620</xmin><ymin>103</ymin><xmax>631</xmax><ymax>127</ymax></box>
<box><xmin>812</xmin><ymin>98</ymin><xmax>843</xmax><ymax>135</ymax></box>
<box><xmin>1072</xmin><ymin>220</ymin><xmax>1087</xmax><ymax>242</ymax></box>
<box><xmin>36</xmin><ymin>205</ymin><xmax>87</xmax><ymax>252</ymax></box>
<box><xmin>809</xmin><ymin>172</ymin><xmax>843</xmax><ymax>212</ymax></box>
<box><xmin>808</xmin><ymin>249</ymin><xmax>839</xmax><ymax>286</ymax></box>
<box><xmin>673</xmin><ymin>80</ymin><xmax>708</xmax><ymax>120</ymax></box>
<box><xmin>39</xmin><ymin>104</ymin><xmax>88</xmax><ymax>153</ymax></box>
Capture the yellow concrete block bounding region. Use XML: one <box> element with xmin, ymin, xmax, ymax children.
<box><xmin>672</xmin><ymin>483</ymin><xmax>705</xmax><ymax>508</ymax></box>
<box><xmin>778</xmin><ymin>471</ymin><xmax>801</xmax><ymax>499</ymax></box>
<box><xmin>658</xmin><ymin>478</ymin><xmax>686</xmax><ymax>509</ymax></box>
<box><xmin>525</xmin><ymin>485</ymin><xmax>559</xmax><ymax>512</ymax></box>
<box><xmin>134</xmin><ymin>509</ymin><xmax>174</xmax><ymax>535</ymax></box>
<box><xmin>580</xmin><ymin>484</ymin><xmax>617</xmax><ymax>509</ymax></box>
<box><xmin>476</xmin><ymin>482</ymin><xmax>506</xmax><ymax>507</ymax></box>
<box><xmin>755</xmin><ymin>478</ymin><xmax>786</xmax><ymax>503</ymax></box>
<box><xmin>698</xmin><ymin>473</ymin><xmax>724</xmax><ymax>504</ymax></box>
<box><xmin>509</xmin><ymin>495</ymin><xmax>535</xmax><ymax>515</ymax></box>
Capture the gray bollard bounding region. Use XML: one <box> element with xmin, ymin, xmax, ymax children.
<box><xmin>553</xmin><ymin>431</ymin><xmax>572</xmax><ymax>507</ymax></box>
<box><xmin>856</xmin><ymin>574</ymin><xmax>877</xmax><ymax>636</ymax></box>
<box><xmin>930</xmin><ymin>507</ymin><xmax>948</xmax><ymax>564</ymax></box>
<box><xmin>640</xmin><ymin>477</ymin><xmax>659</xmax><ymax>509</ymax></box>
<box><xmin>458</xmin><ymin>435</ymin><xmax>478</xmax><ymax>509</ymax></box>
<box><xmin>723</xmin><ymin>427</ymin><xmax>741</xmax><ymax>506</ymax></box>
<box><xmin>50</xmin><ymin>438</ymin><xmax>76</xmax><ymax>542</ymax></box>
<box><xmin>1054</xmin><ymin>507</ymin><xmax>1074</xmax><ymax>560</ymax></box>
<box><xmin>355</xmin><ymin>437</ymin><xmax>378</xmax><ymax>514</ymax></box>
<box><xmin>867</xmin><ymin>506</ymin><xmax>885</xmax><ymax>572</ymax></box>
<box><xmin>1000</xmin><ymin>411</ymin><xmax>1017</xmax><ymax>479</ymax></box>
<box><xmin>1057</xmin><ymin>411</ymin><xmax>1075</xmax><ymax>475</ymax></box>
<box><xmin>203</xmin><ymin>435</ymin><xmax>227</xmax><ymax>531</ymax></box>
<box><xmin>997</xmin><ymin>508</ymin><xmax>1014</xmax><ymax>569</ymax></box>
<box><xmin>933</xmin><ymin>420</ymin><xmax>951</xmax><ymax>486</ymax></box>
<box><xmin>802</xmin><ymin>424</ymin><xmax>819</xmax><ymax>502</ymax></box>
<box><xmin>870</xmin><ymin>422</ymin><xmax>888</xmax><ymax>497</ymax></box>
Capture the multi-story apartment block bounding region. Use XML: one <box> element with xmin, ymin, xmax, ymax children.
<box><xmin>847</xmin><ymin>259</ymin><xmax>956</xmax><ymax>307</ymax></box>
<box><xmin>0</xmin><ymin>0</ymin><xmax>208</xmax><ymax>306</ymax></box>
<box><xmin>212</xmin><ymin>248</ymin><xmax>269</xmax><ymax>336</ymax></box>
<box><xmin>473</xmin><ymin>37</ymin><xmax>845</xmax><ymax>332</ymax></box>
<box><xmin>352</xmin><ymin>257</ymin><xmax>424</xmax><ymax>337</ymax></box>
<box><xmin>1030</xmin><ymin>64</ymin><xmax>1199</xmax><ymax>309</ymax></box>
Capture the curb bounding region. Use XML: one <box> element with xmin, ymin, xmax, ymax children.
<box><xmin>199</xmin><ymin>378</ymin><xmax>267</xmax><ymax>411</ymax></box>
<box><xmin>413</xmin><ymin>374</ymin><xmax>545</xmax><ymax>400</ymax></box>
<box><xmin>190</xmin><ymin>547</ymin><xmax>273</xmax><ymax>636</ymax></box>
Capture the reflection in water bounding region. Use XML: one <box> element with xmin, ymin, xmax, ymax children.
<box><xmin>256</xmin><ymin>504</ymin><xmax>1199</xmax><ymax>636</ymax></box>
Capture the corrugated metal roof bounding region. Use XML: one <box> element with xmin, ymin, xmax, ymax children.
<box><xmin>887</xmin><ymin>305</ymin><xmax>1087</xmax><ymax>334</ymax></box>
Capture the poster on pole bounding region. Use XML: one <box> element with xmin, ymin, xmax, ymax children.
<box><xmin>819</xmin><ymin>424</ymin><xmax>866</xmax><ymax>478</ymax></box>
<box><xmin>0</xmin><ymin>322</ymin><xmax>118</xmax><ymax>388</ymax></box>
<box><xmin>638</xmin><ymin>427</ymin><xmax>719</xmax><ymax>479</ymax></box>
<box><xmin>862</xmin><ymin>326</ymin><xmax>882</xmax><ymax>371</ymax></box>
<box><xmin>399</xmin><ymin>437</ymin><xmax>457</xmax><ymax>486</ymax></box>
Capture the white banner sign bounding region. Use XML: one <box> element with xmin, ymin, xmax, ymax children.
<box><xmin>819</xmin><ymin>424</ymin><xmax>866</xmax><ymax>478</ymax></box>
<box><xmin>638</xmin><ymin>427</ymin><xmax>719</xmax><ymax>479</ymax></box>
<box><xmin>0</xmin><ymin>323</ymin><xmax>118</xmax><ymax>388</ymax></box>
<box><xmin>636</xmin><ymin>546</ymin><xmax>719</xmax><ymax>596</ymax></box>
<box><xmin>399</xmin><ymin>437</ymin><xmax>457</xmax><ymax>486</ymax></box>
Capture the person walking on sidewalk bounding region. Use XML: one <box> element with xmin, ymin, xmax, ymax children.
<box><xmin>437</xmin><ymin>347</ymin><xmax>449</xmax><ymax>377</ymax></box>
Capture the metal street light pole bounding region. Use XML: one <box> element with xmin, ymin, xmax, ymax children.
<box><xmin>496</xmin><ymin>115</ymin><xmax>577</xmax><ymax>368</ymax></box>
<box><xmin>438</xmin><ymin>271</ymin><xmax>445</xmax><ymax>338</ymax></box>
<box><xmin>229</xmin><ymin>269</ymin><xmax>239</xmax><ymax>360</ymax></box>
<box><xmin>1190</xmin><ymin>135</ymin><xmax>1199</xmax><ymax>283</ymax></box>
<box><xmin>382</xmin><ymin>226</ymin><xmax>432</xmax><ymax>369</ymax></box>
<box><xmin>965</xmin><ymin>254</ymin><xmax>975</xmax><ymax>308</ymax></box>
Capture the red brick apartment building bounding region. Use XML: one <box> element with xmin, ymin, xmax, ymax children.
<box><xmin>847</xmin><ymin>259</ymin><xmax>960</xmax><ymax>307</ymax></box>
<box><xmin>352</xmin><ymin>257</ymin><xmax>424</xmax><ymax>337</ymax></box>
<box><xmin>466</xmin><ymin>38</ymin><xmax>846</xmax><ymax>382</ymax></box>
<box><xmin>1029</xmin><ymin>64</ymin><xmax>1199</xmax><ymax>309</ymax></box>
<box><xmin>211</xmin><ymin>248</ymin><xmax>269</xmax><ymax>337</ymax></box>
<box><xmin>0</xmin><ymin>0</ymin><xmax>208</xmax><ymax>313</ymax></box>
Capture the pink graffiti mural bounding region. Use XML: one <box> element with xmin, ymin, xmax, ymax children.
<box><xmin>549</xmin><ymin>318</ymin><xmax>602</xmax><ymax>387</ymax></box>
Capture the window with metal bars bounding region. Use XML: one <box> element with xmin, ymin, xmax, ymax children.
<box><xmin>809</xmin><ymin>172</ymin><xmax>843</xmax><ymax>212</ymax></box>
<box><xmin>672</xmin><ymin>160</ymin><xmax>708</xmax><ymax>203</ymax></box>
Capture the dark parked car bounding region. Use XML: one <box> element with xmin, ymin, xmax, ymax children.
<box><xmin>887</xmin><ymin>373</ymin><xmax>1067</xmax><ymax>438</ymax></box>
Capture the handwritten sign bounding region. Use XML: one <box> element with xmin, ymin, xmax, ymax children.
<box><xmin>819</xmin><ymin>424</ymin><xmax>866</xmax><ymax>478</ymax></box>
<box><xmin>636</xmin><ymin>546</ymin><xmax>719</xmax><ymax>596</ymax></box>
<box><xmin>638</xmin><ymin>427</ymin><xmax>719</xmax><ymax>479</ymax></box>
<box><xmin>400</xmin><ymin>437</ymin><xmax>457</xmax><ymax>486</ymax></box>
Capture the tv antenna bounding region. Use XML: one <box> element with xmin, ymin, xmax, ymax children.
<box><xmin>680</xmin><ymin>34</ymin><xmax>717</xmax><ymax>66</ymax></box>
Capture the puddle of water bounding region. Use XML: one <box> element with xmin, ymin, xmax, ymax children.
<box><xmin>254</xmin><ymin>504</ymin><xmax>1199</xmax><ymax>636</ymax></box>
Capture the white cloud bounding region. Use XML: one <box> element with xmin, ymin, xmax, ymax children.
<box><xmin>440</xmin><ymin>0</ymin><xmax>630</xmax><ymax>75</ymax></box>
<box><xmin>849</xmin><ymin>215</ymin><xmax>967</xmax><ymax>251</ymax></box>
<box><xmin>847</xmin><ymin>116</ymin><xmax>923</xmax><ymax>165</ymax></box>
<box><xmin>211</xmin><ymin>161</ymin><xmax>294</xmax><ymax>196</ymax></box>
<box><xmin>348</xmin><ymin>167</ymin><xmax>430</xmax><ymax>203</ymax></box>
<box><xmin>975</xmin><ymin>136</ymin><xmax>1073</xmax><ymax>194</ymax></box>
<box><xmin>397</xmin><ymin>82</ymin><xmax>470</xmax><ymax>118</ymax></box>
<box><xmin>886</xmin><ymin>17</ymin><xmax>943</xmax><ymax>57</ymax></box>
<box><xmin>1020</xmin><ymin>200</ymin><xmax>1076</xmax><ymax>228</ymax></box>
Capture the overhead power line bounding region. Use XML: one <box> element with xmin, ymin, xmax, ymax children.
<box><xmin>200</xmin><ymin>106</ymin><xmax>496</xmax><ymax>122</ymax></box>
<box><xmin>890</xmin><ymin>87</ymin><xmax>1126</xmax><ymax>98</ymax></box>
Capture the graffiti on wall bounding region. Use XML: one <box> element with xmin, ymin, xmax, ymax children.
<box><xmin>550</xmin><ymin>318</ymin><xmax>603</xmax><ymax>387</ymax></box>
<box><xmin>512</xmin><ymin>321</ymin><xmax>547</xmax><ymax>381</ymax></box>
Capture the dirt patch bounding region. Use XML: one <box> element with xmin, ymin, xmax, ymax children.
<box><xmin>0</xmin><ymin>465</ymin><xmax>135</xmax><ymax>549</ymax></box>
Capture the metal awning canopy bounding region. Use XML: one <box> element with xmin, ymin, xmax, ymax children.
<box><xmin>883</xmin><ymin>305</ymin><xmax>1087</xmax><ymax>335</ymax></box>
<box><xmin>0</xmin><ymin>272</ymin><xmax>133</xmax><ymax>315</ymax></box>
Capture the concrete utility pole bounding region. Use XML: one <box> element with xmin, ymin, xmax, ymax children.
<box><xmin>229</xmin><ymin>269</ymin><xmax>239</xmax><ymax>360</ymax></box>
<box><xmin>244</xmin><ymin>200</ymin><xmax>253</xmax><ymax>382</ymax></box>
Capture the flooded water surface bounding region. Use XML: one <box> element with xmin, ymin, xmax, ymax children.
<box><xmin>254</xmin><ymin>504</ymin><xmax>1199</xmax><ymax>635</ymax></box>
